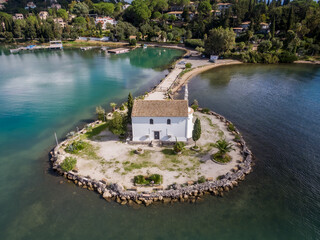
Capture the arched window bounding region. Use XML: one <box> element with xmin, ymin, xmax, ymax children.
<box><xmin>167</xmin><ymin>119</ymin><xmax>171</xmax><ymax>125</ymax></box>
<box><xmin>150</xmin><ymin>119</ymin><xmax>154</xmax><ymax>124</ymax></box>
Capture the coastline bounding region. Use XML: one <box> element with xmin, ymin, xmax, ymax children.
<box><xmin>48</xmin><ymin>46</ymin><xmax>255</xmax><ymax>205</ymax></box>
<box><xmin>50</xmin><ymin>109</ymin><xmax>254</xmax><ymax>206</ymax></box>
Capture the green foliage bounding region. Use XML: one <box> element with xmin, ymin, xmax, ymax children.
<box><xmin>65</xmin><ymin>141</ymin><xmax>86</xmax><ymax>154</ymax></box>
<box><xmin>201</xmin><ymin>108</ymin><xmax>210</xmax><ymax>114</ymax></box>
<box><xmin>227</xmin><ymin>123</ymin><xmax>235</xmax><ymax>132</ymax></box>
<box><xmin>258</xmin><ymin>40</ymin><xmax>272</xmax><ymax>53</ymax></box>
<box><xmin>83</xmin><ymin>123</ymin><xmax>108</xmax><ymax>139</ymax></box>
<box><xmin>184</xmin><ymin>39</ymin><xmax>204</xmax><ymax>48</ymax></box>
<box><xmin>174</xmin><ymin>141</ymin><xmax>185</xmax><ymax>153</ymax></box>
<box><xmin>109</xmin><ymin>112</ymin><xmax>126</xmax><ymax>135</ymax></box>
<box><xmin>61</xmin><ymin>157</ymin><xmax>77</xmax><ymax>172</ymax></box>
<box><xmin>213</xmin><ymin>139</ymin><xmax>233</xmax><ymax>156</ymax></box>
<box><xmin>278</xmin><ymin>51</ymin><xmax>298</xmax><ymax>63</ymax></box>
<box><xmin>129</xmin><ymin>38</ymin><xmax>137</xmax><ymax>46</ymax></box>
<box><xmin>212</xmin><ymin>151</ymin><xmax>232</xmax><ymax>163</ymax></box>
<box><xmin>127</xmin><ymin>92</ymin><xmax>133</xmax><ymax>122</ymax></box>
<box><xmin>134</xmin><ymin>174</ymin><xmax>163</xmax><ymax>185</ymax></box>
<box><xmin>191</xmin><ymin>104</ymin><xmax>198</xmax><ymax>111</ymax></box>
<box><xmin>93</xmin><ymin>2</ymin><xmax>115</xmax><ymax>16</ymax></box>
<box><xmin>185</xmin><ymin>62</ymin><xmax>192</xmax><ymax>68</ymax></box>
<box><xmin>198</xmin><ymin>175</ymin><xmax>206</xmax><ymax>183</ymax></box>
<box><xmin>205</xmin><ymin>27</ymin><xmax>236</xmax><ymax>55</ymax></box>
<box><xmin>192</xmin><ymin>118</ymin><xmax>201</xmax><ymax>146</ymax></box>
<box><xmin>95</xmin><ymin>106</ymin><xmax>105</xmax><ymax>121</ymax></box>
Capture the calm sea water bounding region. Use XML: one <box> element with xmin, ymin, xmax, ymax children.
<box><xmin>0</xmin><ymin>47</ymin><xmax>319</xmax><ymax>240</ymax></box>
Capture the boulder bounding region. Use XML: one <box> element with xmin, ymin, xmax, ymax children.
<box><xmin>103</xmin><ymin>191</ymin><xmax>112</xmax><ymax>199</ymax></box>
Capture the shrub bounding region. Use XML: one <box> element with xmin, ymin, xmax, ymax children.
<box><xmin>65</xmin><ymin>140</ymin><xmax>86</xmax><ymax>154</ymax></box>
<box><xmin>61</xmin><ymin>157</ymin><xmax>77</xmax><ymax>172</ymax></box>
<box><xmin>201</xmin><ymin>108</ymin><xmax>210</xmax><ymax>114</ymax></box>
<box><xmin>134</xmin><ymin>174</ymin><xmax>163</xmax><ymax>185</ymax></box>
<box><xmin>129</xmin><ymin>38</ymin><xmax>136</xmax><ymax>46</ymax></box>
<box><xmin>119</xmin><ymin>104</ymin><xmax>125</xmax><ymax>111</ymax></box>
<box><xmin>174</xmin><ymin>141</ymin><xmax>185</xmax><ymax>153</ymax></box>
<box><xmin>278</xmin><ymin>51</ymin><xmax>298</xmax><ymax>63</ymax></box>
<box><xmin>109</xmin><ymin>112</ymin><xmax>126</xmax><ymax>135</ymax></box>
<box><xmin>212</xmin><ymin>151</ymin><xmax>232</xmax><ymax>163</ymax></box>
<box><xmin>95</xmin><ymin>106</ymin><xmax>105</xmax><ymax>121</ymax></box>
<box><xmin>184</xmin><ymin>39</ymin><xmax>204</xmax><ymax>48</ymax></box>
<box><xmin>149</xmin><ymin>174</ymin><xmax>163</xmax><ymax>184</ymax></box>
<box><xmin>185</xmin><ymin>63</ymin><xmax>192</xmax><ymax>68</ymax></box>
<box><xmin>191</xmin><ymin>104</ymin><xmax>198</xmax><ymax>111</ymax></box>
<box><xmin>227</xmin><ymin>123</ymin><xmax>235</xmax><ymax>132</ymax></box>
<box><xmin>198</xmin><ymin>176</ymin><xmax>206</xmax><ymax>183</ymax></box>
<box><xmin>134</xmin><ymin>175</ymin><xmax>148</xmax><ymax>185</ymax></box>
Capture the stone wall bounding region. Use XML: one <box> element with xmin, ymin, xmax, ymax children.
<box><xmin>50</xmin><ymin>109</ymin><xmax>254</xmax><ymax>206</ymax></box>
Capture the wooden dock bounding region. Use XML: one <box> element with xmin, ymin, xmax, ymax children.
<box><xmin>10</xmin><ymin>41</ymin><xmax>63</xmax><ymax>54</ymax></box>
<box><xmin>108</xmin><ymin>48</ymin><xmax>129</xmax><ymax>54</ymax></box>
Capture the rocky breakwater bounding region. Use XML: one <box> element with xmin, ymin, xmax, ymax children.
<box><xmin>49</xmin><ymin>110</ymin><xmax>254</xmax><ymax>206</ymax></box>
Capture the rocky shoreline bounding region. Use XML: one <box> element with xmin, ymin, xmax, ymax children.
<box><xmin>50</xmin><ymin>109</ymin><xmax>254</xmax><ymax>206</ymax></box>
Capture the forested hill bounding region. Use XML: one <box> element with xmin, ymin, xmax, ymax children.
<box><xmin>1</xmin><ymin>0</ymin><xmax>320</xmax><ymax>62</ymax></box>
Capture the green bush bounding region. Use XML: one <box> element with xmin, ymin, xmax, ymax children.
<box><xmin>212</xmin><ymin>152</ymin><xmax>232</xmax><ymax>163</ymax></box>
<box><xmin>185</xmin><ymin>63</ymin><xmax>192</xmax><ymax>68</ymax></box>
<box><xmin>149</xmin><ymin>174</ymin><xmax>163</xmax><ymax>184</ymax></box>
<box><xmin>65</xmin><ymin>141</ymin><xmax>86</xmax><ymax>154</ymax></box>
<box><xmin>61</xmin><ymin>157</ymin><xmax>77</xmax><ymax>172</ymax></box>
<box><xmin>174</xmin><ymin>141</ymin><xmax>185</xmax><ymax>153</ymax></box>
<box><xmin>129</xmin><ymin>38</ymin><xmax>136</xmax><ymax>46</ymax></box>
<box><xmin>227</xmin><ymin>123</ymin><xmax>235</xmax><ymax>132</ymax></box>
<box><xmin>134</xmin><ymin>175</ymin><xmax>148</xmax><ymax>185</ymax></box>
<box><xmin>191</xmin><ymin>104</ymin><xmax>198</xmax><ymax>111</ymax></box>
<box><xmin>201</xmin><ymin>108</ymin><xmax>210</xmax><ymax>114</ymax></box>
<box><xmin>109</xmin><ymin>112</ymin><xmax>126</xmax><ymax>135</ymax></box>
<box><xmin>198</xmin><ymin>175</ymin><xmax>206</xmax><ymax>183</ymax></box>
<box><xmin>278</xmin><ymin>51</ymin><xmax>298</xmax><ymax>63</ymax></box>
<box><xmin>119</xmin><ymin>104</ymin><xmax>125</xmax><ymax>111</ymax></box>
<box><xmin>184</xmin><ymin>39</ymin><xmax>204</xmax><ymax>48</ymax></box>
<box><xmin>134</xmin><ymin>174</ymin><xmax>163</xmax><ymax>185</ymax></box>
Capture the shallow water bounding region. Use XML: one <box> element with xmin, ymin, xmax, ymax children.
<box><xmin>0</xmin><ymin>48</ymin><xmax>319</xmax><ymax>240</ymax></box>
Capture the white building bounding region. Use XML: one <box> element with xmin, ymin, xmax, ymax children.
<box><xmin>95</xmin><ymin>17</ymin><xmax>117</xmax><ymax>30</ymax></box>
<box><xmin>132</xmin><ymin>100</ymin><xmax>194</xmax><ymax>142</ymax></box>
<box><xmin>13</xmin><ymin>13</ymin><xmax>24</xmax><ymax>20</ymax></box>
<box><xmin>25</xmin><ymin>2</ymin><xmax>36</xmax><ymax>9</ymax></box>
<box><xmin>39</xmin><ymin>11</ymin><xmax>49</xmax><ymax>20</ymax></box>
<box><xmin>50</xmin><ymin>3</ymin><xmax>61</xmax><ymax>9</ymax></box>
<box><xmin>217</xmin><ymin>3</ymin><xmax>232</xmax><ymax>11</ymax></box>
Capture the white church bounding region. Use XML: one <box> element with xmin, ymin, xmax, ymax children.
<box><xmin>131</xmin><ymin>100</ymin><xmax>194</xmax><ymax>142</ymax></box>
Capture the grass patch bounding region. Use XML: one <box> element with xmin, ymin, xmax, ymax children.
<box><xmin>66</xmin><ymin>140</ymin><xmax>101</xmax><ymax>160</ymax></box>
<box><xmin>83</xmin><ymin>122</ymin><xmax>108</xmax><ymax>139</ymax></box>
<box><xmin>227</xmin><ymin>123</ymin><xmax>235</xmax><ymax>132</ymax></box>
<box><xmin>178</xmin><ymin>68</ymin><xmax>193</xmax><ymax>77</ymax></box>
<box><xmin>204</xmin><ymin>116</ymin><xmax>218</xmax><ymax>129</ymax></box>
<box><xmin>212</xmin><ymin>152</ymin><xmax>232</xmax><ymax>163</ymax></box>
<box><xmin>134</xmin><ymin>174</ymin><xmax>163</xmax><ymax>185</ymax></box>
<box><xmin>60</xmin><ymin>157</ymin><xmax>77</xmax><ymax>172</ymax></box>
<box><xmin>123</xmin><ymin>161</ymin><xmax>153</xmax><ymax>172</ymax></box>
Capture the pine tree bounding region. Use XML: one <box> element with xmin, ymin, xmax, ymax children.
<box><xmin>127</xmin><ymin>92</ymin><xmax>133</xmax><ymax>123</ymax></box>
<box><xmin>192</xmin><ymin>118</ymin><xmax>201</xmax><ymax>147</ymax></box>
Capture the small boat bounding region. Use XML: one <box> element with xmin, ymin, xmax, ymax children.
<box><xmin>143</xmin><ymin>44</ymin><xmax>147</xmax><ymax>49</ymax></box>
<box><xmin>80</xmin><ymin>47</ymin><xmax>92</xmax><ymax>51</ymax></box>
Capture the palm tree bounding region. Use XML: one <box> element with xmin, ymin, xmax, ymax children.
<box><xmin>110</xmin><ymin>102</ymin><xmax>117</xmax><ymax>112</ymax></box>
<box><xmin>213</xmin><ymin>139</ymin><xmax>233</xmax><ymax>158</ymax></box>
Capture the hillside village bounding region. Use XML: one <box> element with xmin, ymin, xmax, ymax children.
<box><xmin>0</xmin><ymin>0</ymin><xmax>319</xmax><ymax>62</ymax></box>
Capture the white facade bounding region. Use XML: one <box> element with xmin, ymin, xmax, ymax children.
<box><xmin>95</xmin><ymin>17</ymin><xmax>117</xmax><ymax>30</ymax></box>
<box><xmin>132</xmin><ymin>112</ymin><xmax>193</xmax><ymax>142</ymax></box>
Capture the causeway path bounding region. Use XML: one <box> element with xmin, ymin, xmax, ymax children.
<box><xmin>145</xmin><ymin>50</ymin><xmax>242</xmax><ymax>100</ymax></box>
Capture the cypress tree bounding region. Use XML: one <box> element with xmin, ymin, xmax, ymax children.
<box><xmin>127</xmin><ymin>92</ymin><xmax>133</xmax><ymax>123</ymax></box>
<box><xmin>192</xmin><ymin>118</ymin><xmax>201</xmax><ymax>147</ymax></box>
<box><xmin>271</xmin><ymin>16</ymin><xmax>275</xmax><ymax>39</ymax></box>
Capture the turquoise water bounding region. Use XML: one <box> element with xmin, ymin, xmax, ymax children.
<box><xmin>0</xmin><ymin>47</ymin><xmax>319</xmax><ymax>240</ymax></box>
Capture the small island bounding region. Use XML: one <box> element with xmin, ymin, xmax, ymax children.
<box><xmin>51</xmin><ymin>88</ymin><xmax>253</xmax><ymax>205</ymax></box>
